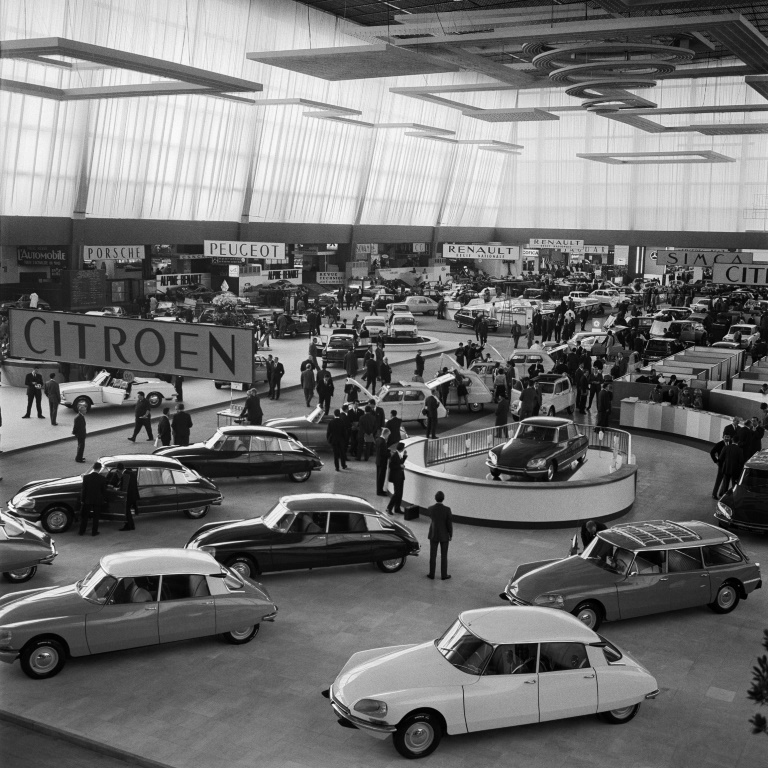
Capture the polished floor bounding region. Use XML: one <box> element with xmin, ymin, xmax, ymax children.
<box><xmin>0</xmin><ymin>315</ymin><xmax>766</xmax><ymax>768</ymax></box>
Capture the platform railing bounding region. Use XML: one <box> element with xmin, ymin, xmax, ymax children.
<box><xmin>424</xmin><ymin>422</ymin><xmax>633</xmax><ymax>468</ymax></box>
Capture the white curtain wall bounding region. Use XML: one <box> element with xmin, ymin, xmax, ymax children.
<box><xmin>1</xmin><ymin>0</ymin><xmax>767</xmax><ymax>230</ymax></box>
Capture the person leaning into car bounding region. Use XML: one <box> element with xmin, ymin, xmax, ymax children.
<box><xmin>427</xmin><ymin>491</ymin><xmax>453</xmax><ymax>581</ymax></box>
<box><xmin>79</xmin><ymin>462</ymin><xmax>107</xmax><ymax>536</ymax></box>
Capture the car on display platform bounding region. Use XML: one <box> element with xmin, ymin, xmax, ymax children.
<box><xmin>155</xmin><ymin>426</ymin><xmax>322</xmax><ymax>482</ymax></box>
<box><xmin>83</xmin><ymin>306</ymin><xmax>131</xmax><ymax>317</ymax></box>
<box><xmin>186</xmin><ymin>493</ymin><xmax>420</xmax><ymax>578</ymax></box>
<box><xmin>326</xmin><ymin>606</ymin><xmax>659</xmax><ymax>759</ymax></box>
<box><xmin>567</xmin><ymin>330</ymin><xmax>626</xmax><ymax>353</ymax></box>
<box><xmin>665</xmin><ymin>319</ymin><xmax>709</xmax><ymax>345</ymax></box>
<box><xmin>487</xmin><ymin>417</ymin><xmax>587</xmax><ymax>481</ymax></box>
<box><xmin>722</xmin><ymin>323</ymin><xmax>760</xmax><ymax>349</ymax></box>
<box><xmin>360</xmin><ymin>316</ymin><xmax>386</xmax><ymax>335</ymax></box>
<box><xmin>213</xmin><ymin>353</ymin><xmax>269</xmax><ymax>390</ymax></box>
<box><xmin>0</xmin><ymin>510</ymin><xmax>57</xmax><ymax>584</ymax></box>
<box><xmin>454</xmin><ymin>308</ymin><xmax>500</xmax><ymax>332</ymax></box>
<box><xmin>274</xmin><ymin>313</ymin><xmax>311</xmax><ymax>338</ymax></box>
<box><xmin>588</xmin><ymin>289</ymin><xmax>621</xmax><ymax>308</ymax></box>
<box><xmin>508</xmin><ymin>350</ymin><xmax>557</xmax><ymax>379</ymax></box>
<box><xmin>501</xmin><ymin>520</ymin><xmax>762</xmax><ymax>630</ymax></box>
<box><xmin>642</xmin><ymin>337</ymin><xmax>691</xmax><ymax>364</ymax></box>
<box><xmin>346</xmin><ymin>379</ymin><xmax>448</xmax><ymax>423</ymax></box>
<box><xmin>716</xmin><ymin>449</ymin><xmax>768</xmax><ymax>534</ymax></box>
<box><xmin>0</xmin><ymin>295</ymin><xmax>51</xmax><ymax>311</ymax></box>
<box><xmin>509</xmin><ymin>375</ymin><xmax>575</xmax><ymax>420</ymax></box>
<box><xmin>387</xmin><ymin>313</ymin><xmax>419</xmax><ymax>339</ymax></box>
<box><xmin>321</xmin><ymin>329</ymin><xmax>372</xmax><ymax>366</ymax></box>
<box><xmin>8</xmin><ymin>455</ymin><xmax>222</xmax><ymax>534</ymax></box>
<box><xmin>393</xmin><ymin>295</ymin><xmax>439</xmax><ymax>315</ymax></box>
<box><xmin>59</xmin><ymin>370</ymin><xmax>177</xmax><ymax>412</ymax></box>
<box><xmin>361</xmin><ymin>292</ymin><xmax>396</xmax><ymax>312</ymax></box>
<box><xmin>0</xmin><ymin>548</ymin><xmax>277</xmax><ymax>679</ymax></box>
<box><xmin>468</xmin><ymin>359</ymin><xmax>523</xmax><ymax>405</ymax></box>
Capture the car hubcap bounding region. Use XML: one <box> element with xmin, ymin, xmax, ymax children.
<box><xmin>47</xmin><ymin>511</ymin><xmax>67</xmax><ymax>530</ymax></box>
<box><xmin>611</xmin><ymin>706</ymin><xmax>635</xmax><ymax>720</ymax></box>
<box><xmin>718</xmin><ymin>586</ymin><xmax>736</xmax><ymax>608</ymax></box>
<box><xmin>8</xmin><ymin>568</ymin><xmax>33</xmax><ymax>580</ymax></box>
<box><xmin>577</xmin><ymin>609</ymin><xmax>596</xmax><ymax>628</ymax></box>
<box><xmin>187</xmin><ymin>507</ymin><xmax>207</xmax><ymax>518</ymax></box>
<box><xmin>404</xmin><ymin>722</ymin><xmax>434</xmax><ymax>753</ymax></box>
<box><xmin>231</xmin><ymin>562</ymin><xmax>251</xmax><ymax>578</ymax></box>
<box><xmin>381</xmin><ymin>558</ymin><xmax>403</xmax><ymax>571</ymax></box>
<box><xmin>230</xmin><ymin>626</ymin><xmax>253</xmax><ymax>640</ymax></box>
<box><xmin>30</xmin><ymin>647</ymin><xmax>58</xmax><ymax>673</ymax></box>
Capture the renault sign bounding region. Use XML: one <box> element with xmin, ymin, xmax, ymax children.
<box><xmin>8</xmin><ymin>309</ymin><xmax>253</xmax><ymax>381</ymax></box>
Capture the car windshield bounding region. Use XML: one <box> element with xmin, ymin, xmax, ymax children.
<box><xmin>0</xmin><ymin>511</ymin><xmax>25</xmax><ymax>537</ymax></box>
<box><xmin>581</xmin><ymin>539</ymin><xmax>635</xmax><ymax>575</ymax></box>
<box><xmin>92</xmin><ymin>371</ymin><xmax>110</xmax><ymax>386</ymax></box>
<box><xmin>742</xmin><ymin>468</ymin><xmax>768</xmax><ymax>493</ymax></box>
<box><xmin>511</xmin><ymin>423</ymin><xmax>557</xmax><ymax>442</ymax></box>
<box><xmin>263</xmin><ymin>502</ymin><xmax>295</xmax><ymax>532</ymax></box>
<box><xmin>435</xmin><ymin>619</ymin><xmax>494</xmax><ymax>675</ymax></box>
<box><xmin>76</xmin><ymin>565</ymin><xmax>118</xmax><ymax>604</ymax></box>
<box><xmin>729</xmin><ymin>326</ymin><xmax>749</xmax><ymax>334</ymax></box>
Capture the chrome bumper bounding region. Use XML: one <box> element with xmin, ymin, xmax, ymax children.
<box><xmin>330</xmin><ymin>695</ymin><xmax>396</xmax><ymax>737</ymax></box>
<box><xmin>645</xmin><ymin>689</ymin><xmax>661</xmax><ymax>699</ymax></box>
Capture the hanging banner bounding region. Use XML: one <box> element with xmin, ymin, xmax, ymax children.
<box><xmin>712</xmin><ymin>263</ymin><xmax>768</xmax><ymax>286</ymax></box>
<box><xmin>528</xmin><ymin>238</ymin><xmax>584</xmax><ymax>249</ymax></box>
<box><xmin>156</xmin><ymin>273</ymin><xmax>212</xmax><ymax>289</ymax></box>
<box><xmin>8</xmin><ymin>309</ymin><xmax>253</xmax><ymax>381</ymax></box>
<box><xmin>17</xmin><ymin>246</ymin><xmax>70</xmax><ymax>266</ymax></box>
<box><xmin>317</xmin><ymin>272</ymin><xmax>345</xmax><ymax>285</ymax></box>
<box><xmin>655</xmin><ymin>250</ymin><xmax>752</xmax><ymax>267</ymax></box>
<box><xmin>84</xmin><ymin>245</ymin><xmax>145</xmax><ymax>261</ymax></box>
<box><xmin>443</xmin><ymin>244</ymin><xmax>519</xmax><ymax>260</ymax></box>
<box><xmin>204</xmin><ymin>241</ymin><xmax>286</xmax><ymax>261</ymax></box>
<box><xmin>614</xmin><ymin>245</ymin><xmax>630</xmax><ymax>266</ymax></box>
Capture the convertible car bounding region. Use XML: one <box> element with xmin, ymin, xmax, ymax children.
<box><xmin>326</xmin><ymin>606</ymin><xmax>658</xmax><ymax>759</ymax></box>
<box><xmin>186</xmin><ymin>493</ymin><xmax>420</xmax><ymax>578</ymax></box>
<box><xmin>487</xmin><ymin>417</ymin><xmax>588</xmax><ymax>481</ymax></box>
<box><xmin>155</xmin><ymin>426</ymin><xmax>322</xmax><ymax>482</ymax></box>
<box><xmin>0</xmin><ymin>549</ymin><xmax>277</xmax><ymax>679</ymax></box>
<box><xmin>502</xmin><ymin>520</ymin><xmax>762</xmax><ymax>630</ymax></box>
<box><xmin>8</xmin><ymin>455</ymin><xmax>222</xmax><ymax>533</ymax></box>
<box><xmin>0</xmin><ymin>510</ymin><xmax>57</xmax><ymax>583</ymax></box>
<box><xmin>59</xmin><ymin>370</ymin><xmax>177</xmax><ymax>412</ymax></box>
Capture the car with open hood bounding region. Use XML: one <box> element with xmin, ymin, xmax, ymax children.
<box><xmin>0</xmin><ymin>510</ymin><xmax>57</xmax><ymax>583</ymax></box>
<box><xmin>509</xmin><ymin>375</ymin><xmax>576</xmax><ymax>420</ymax></box>
<box><xmin>155</xmin><ymin>426</ymin><xmax>322</xmax><ymax>482</ymax></box>
<box><xmin>345</xmin><ymin>379</ymin><xmax>448</xmax><ymax>423</ymax></box>
<box><xmin>59</xmin><ymin>370</ymin><xmax>177</xmax><ymax>412</ymax></box>
<box><xmin>186</xmin><ymin>493</ymin><xmax>419</xmax><ymax>578</ymax></box>
<box><xmin>8</xmin><ymin>455</ymin><xmax>222</xmax><ymax>533</ymax></box>
<box><xmin>502</xmin><ymin>520</ymin><xmax>762</xmax><ymax>630</ymax></box>
<box><xmin>487</xmin><ymin>417</ymin><xmax>587</xmax><ymax>481</ymax></box>
<box><xmin>326</xmin><ymin>606</ymin><xmax>658</xmax><ymax>759</ymax></box>
<box><xmin>0</xmin><ymin>548</ymin><xmax>276</xmax><ymax>679</ymax></box>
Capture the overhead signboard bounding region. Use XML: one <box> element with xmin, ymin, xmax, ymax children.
<box><xmin>614</xmin><ymin>245</ymin><xmax>629</xmax><ymax>266</ymax></box>
<box><xmin>156</xmin><ymin>273</ymin><xmax>211</xmax><ymax>289</ymax></box>
<box><xmin>443</xmin><ymin>244</ymin><xmax>519</xmax><ymax>260</ymax></box>
<box><xmin>317</xmin><ymin>272</ymin><xmax>345</xmax><ymax>285</ymax></box>
<box><xmin>203</xmin><ymin>240</ymin><xmax>286</xmax><ymax>261</ymax></box>
<box><xmin>528</xmin><ymin>238</ymin><xmax>584</xmax><ymax>249</ymax></box>
<box><xmin>17</xmin><ymin>245</ymin><xmax>70</xmax><ymax>266</ymax></box>
<box><xmin>655</xmin><ymin>251</ymin><xmax>752</xmax><ymax>267</ymax></box>
<box><xmin>712</xmin><ymin>263</ymin><xmax>768</xmax><ymax>286</ymax></box>
<box><xmin>585</xmin><ymin>245</ymin><xmax>611</xmax><ymax>255</ymax></box>
<box><xmin>84</xmin><ymin>245</ymin><xmax>145</xmax><ymax>261</ymax></box>
<box><xmin>8</xmin><ymin>309</ymin><xmax>253</xmax><ymax>381</ymax></box>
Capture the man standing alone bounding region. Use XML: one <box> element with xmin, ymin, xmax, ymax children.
<box><xmin>127</xmin><ymin>392</ymin><xmax>153</xmax><ymax>442</ymax></box>
<box><xmin>73</xmin><ymin>403</ymin><xmax>87</xmax><ymax>462</ymax></box>
<box><xmin>427</xmin><ymin>491</ymin><xmax>453</xmax><ymax>580</ymax></box>
<box><xmin>22</xmin><ymin>366</ymin><xmax>45</xmax><ymax>419</ymax></box>
<box><xmin>171</xmin><ymin>404</ymin><xmax>193</xmax><ymax>446</ymax></box>
<box><xmin>44</xmin><ymin>373</ymin><xmax>61</xmax><ymax>425</ymax></box>
<box><xmin>326</xmin><ymin>409</ymin><xmax>349</xmax><ymax>471</ymax></box>
<box><xmin>272</xmin><ymin>357</ymin><xmax>285</xmax><ymax>400</ymax></box>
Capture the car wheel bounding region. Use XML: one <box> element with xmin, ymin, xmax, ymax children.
<box><xmin>183</xmin><ymin>505</ymin><xmax>209</xmax><ymax>519</ymax></box>
<box><xmin>288</xmin><ymin>469</ymin><xmax>312</xmax><ymax>483</ymax></box>
<box><xmin>394</xmin><ymin>711</ymin><xmax>443</xmax><ymax>759</ymax></box>
<box><xmin>376</xmin><ymin>556</ymin><xmax>406</xmax><ymax>573</ymax></box>
<box><xmin>708</xmin><ymin>582</ymin><xmax>740</xmax><ymax>614</ymax></box>
<box><xmin>146</xmin><ymin>392</ymin><xmax>163</xmax><ymax>408</ymax></box>
<box><xmin>72</xmin><ymin>396</ymin><xmax>92</xmax><ymax>413</ymax></box>
<box><xmin>20</xmin><ymin>638</ymin><xmax>66</xmax><ymax>680</ymax></box>
<box><xmin>3</xmin><ymin>566</ymin><xmax>37</xmax><ymax>583</ymax></box>
<box><xmin>573</xmin><ymin>601</ymin><xmax>603</xmax><ymax>630</ymax></box>
<box><xmin>544</xmin><ymin>461</ymin><xmax>557</xmax><ymax>482</ymax></box>
<box><xmin>227</xmin><ymin>555</ymin><xmax>259</xmax><ymax>579</ymax></box>
<box><xmin>221</xmin><ymin>624</ymin><xmax>260</xmax><ymax>645</ymax></box>
<box><xmin>599</xmin><ymin>703</ymin><xmax>640</xmax><ymax>724</ymax></box>
<box><xmin>468</xmin><ymin>402</ymin><xmax>483</xmax><ymax>413</ymax></box>
<box><xmin>41</xmin><ymin>505</ymin><xmax>72</xmax><ymax>534</ymax></box>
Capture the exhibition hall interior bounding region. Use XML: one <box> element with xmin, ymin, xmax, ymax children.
<box><xmin>2</xmin><ymin>0</ymin><xmax>768</xmax><ymax>766</ymax></box>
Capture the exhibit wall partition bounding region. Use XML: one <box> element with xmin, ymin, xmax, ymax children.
<box><xmin>3</xmin><ymin>0</ymin><xmax>768</xmax><ymax>234</ymax></box>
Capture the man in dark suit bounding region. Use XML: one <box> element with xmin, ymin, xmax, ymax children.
<box><xmin>157</xmin><ymin>407</ymin><xmax>172</xmax><ymax>446</ymax></box>
<box><xmin>272</xmin><ymin>357</ymin><xmax>285</xmax><ymax>400</ymax></box>
<box><xmin>385</xmin><ymin>410</ymin><xmax>402</xmax><ymax>448</ymax></box>
<box><xmin>240</xmin><ymin>389</ymin><xmax>263</xmax><ymax>425</ymax></box>
<box><xmin>22</xmin><ymin>366</ymin><xmax>45</xmax><ymax>419</ymax></box>
<box><xmin>171</xmin><ymin>404</ymin><xmax>193</xmax><ymax>446</ymax></box>
<box><xmin>266</xmin><ymin>354</ymin><xmax>275</xmax><ymax>399</ymax></box>
<box><xmin>43</xmin><ymin>373</ymin><xmax>61</xmax><ymax>425</ymax></box>
<box><xmin>424</xmin><ymin>393</ymin><xmax>439</xmax><ymax>439</ymax></box>
<box><xmin>127</xmin><ymin>392</ymin><xmax>153</xmax><ymax>441</ymax></box>
<box><xmin>119</xmin><ymin>467</ymin><xmax>140</xmax><ymax>531</ymax></box>
<box><xmin>326</xmin><ymin>409</ymin><xmax>349</xmax><ymax>471</ymax></box>
<box><xmin>427</xmin><ymin>491</ymin><xmax>453</xmax><ymax>580</ymax></box>
<box><xmin>580</xmin><ymin>519</ymin><xmax>607</xmax><ymax>550</ymax></box>
<box><xmin>79</xmin><ymin>462</ymin><xmax>107</xmax><ymax>536</ymax></box>
<box><xmin>719</xmin><ymin>434</ymin><xmax>744</xmax><ymax>494</ymax></box>
<box><xmin>386</xmin><ymin>443</ymin><xmax>407</xmax><ymax>515</ymax></box>
<box><xmin>374</xmin><ymin>427</ymin><xmax>391</xmax><ymax>495</ymax></box>
<box><xmin>73</xmin><ymin>403</ymin><xmax>87</xmax><ymax>462</ymax></box>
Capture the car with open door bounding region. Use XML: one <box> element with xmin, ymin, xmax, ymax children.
<box><xmin>0</xmin><ymin>548</ymin><xmax>276</xmax><ymax>679</ymax></box>
<box><xmin>326</xmin><ymin>606</ymin><xmax>658</xmax><ymax>759</ymax></box>
<box><xmin>59</xmin><ymin>370</ymin><xmax>177</xmax><ymax>412</ymax></box>
<box><xmin>186</xmin><ymin>493</ymin><xmax>420</xmax><ymax>578</ymax></box>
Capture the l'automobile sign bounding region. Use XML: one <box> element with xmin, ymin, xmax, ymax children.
<box><xmin>8</xmin><ymin>309</ymin><xmax>253</xmax><ymax>381</ymax></box>
<box><xmin>443</xmin><ymin>244</ymin><xmax>519</xmax><ymax>260</ymax></box>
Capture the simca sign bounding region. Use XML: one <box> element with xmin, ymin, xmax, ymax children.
<box><xmin>204</xmin><ymin>240</ymin><xmax>286</xmax><ymax>261</ymax></box>
<box><xmin>655</xmin><ymin>250</ymin><xmax>752</xmax><ymax>267</ymax></box>
<box><xmin>443</xmin><ymin>244</ymin><xmax>519</xmax><ymax>260</ymax></box>
<box><xmin>8</xmin><ymin>309</ymin><xmax>253</xmax><ymax>381</ymax></box>
<box><xmin>84</xmin><ymin>245</ymin><xmax>145</xmax><ymax>261</ymax></box>
<box><xmin>712</xmin><ymin>263</ymin><xmax>768</xmax><ymax>286</ymax></box>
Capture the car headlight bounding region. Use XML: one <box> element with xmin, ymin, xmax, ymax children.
<box><xmin>533</xmin><ymin>593</ymin><xmax>565</xmax><ymax>609</ymax></box>
<box><xmin>526</xmin><ymin>458</ymin><xmax>547</xmax><ymax>469</ymax></box>
<box><xmin>10</xmin><ymin>495</ymin><xmax>35</xmax><ymax>510</ymax></box>
<box><xmin>0</xmin><ymin>629</ymin><xmax>12</xmax><ymax>647</ymax></box>
<box><xmin>716</xmin><ymin>501</ymin><xmax>732</xmax><ymax>520</ymax></box>
<box><xmin>507</xmin><ymin>582</ymin><xmax>518</xmax><ymax>595</ymax></box>
<box><xmin>488</xmin><ymin>451</ymin><xmax>498</xmax><ymax>465</ymax></box>
<box><xmin>354</xmin><ymin>699</ymin><xmax>388</xmax><ymax>717</ymax></box>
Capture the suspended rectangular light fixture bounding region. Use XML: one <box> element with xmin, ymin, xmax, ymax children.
<box><xmin>463</xmin><ymin>107</ymin><xmax>559</xmax><ymax>122</ymax></box>
<box><xmin>577</xmin><ymin>151</ymin><xmax>735</xmax><ymax>165</ymax></box>
<box><xmin>692</xmin><ymin>123</ymin><xmax>768</xmax><ymax>135</ymax></box>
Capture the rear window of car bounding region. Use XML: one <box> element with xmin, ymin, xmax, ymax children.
<box><xmin>702</xmin><ymin>543</ymin><xmax>743</xmax><ymax>567</ymax></box>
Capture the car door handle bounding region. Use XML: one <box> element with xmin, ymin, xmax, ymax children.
<box><xmin>524</xmin><ymin>679</ymin><xmax>537</xmax><ymax>684</ymax></box>
<box><xmin>202</xmin><ymin>600</ymin><xmax>214</xmax><ymax>605</ymax></box>
<box><xmin>659</xmin><ymin>577</ymin><xmax>668</xmax><ymax>581</ymax></box>
<box><xmin>583</xmin><ymin>673</ymin><xmax>595</xmax><ymax>679</ymax></box>
<box><xmin>362</xmin><ymin>534</ymin><xmax>371</xmax><ymax>539</ymax></box>
<box><xmin>701</xmin><ymin>573</ymin><xmax>709</xmax><ymax>577</ymax></box>
<box><xmin>317</xmin><ymin>536</ymin><xmax>326</xmax><ymax>540</ymax></box>
<box><xmin>144</xmin><ymin>605</ymin><xmax>157</xmax><ymax>611</ymax></box>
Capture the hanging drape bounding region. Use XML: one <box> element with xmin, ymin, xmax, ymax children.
<box><xmin>1</xmin><ymin>0</ymin><xmax>766</xmax><ymax>231</ymax></box>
